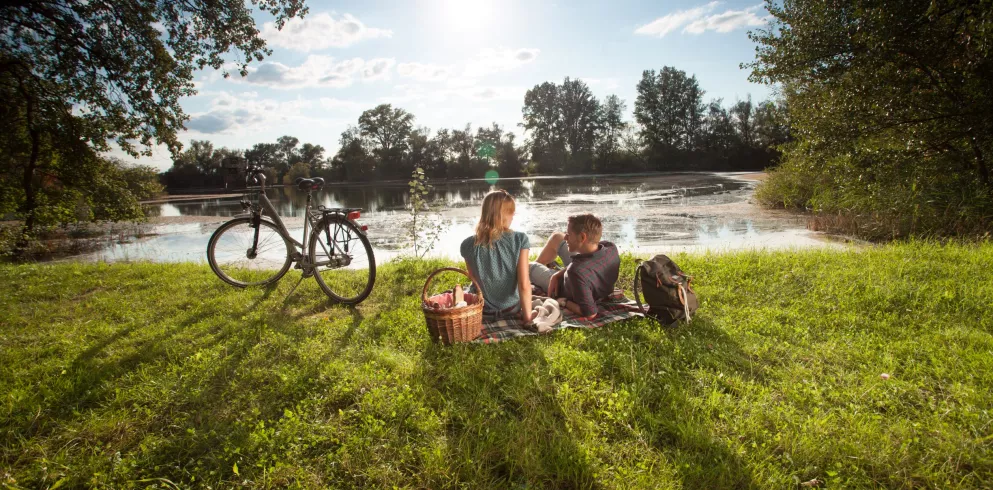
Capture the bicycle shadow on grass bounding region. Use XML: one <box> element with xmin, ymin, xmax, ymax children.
<box><xmin>9</xmin><ymin>300</ymin><xmax>226</xmax><ymax>441</ymax></box>
<box><xmin>80</xmin><ymin>300</ymin><xmax>355</xmax><ymax>486</ymax></box>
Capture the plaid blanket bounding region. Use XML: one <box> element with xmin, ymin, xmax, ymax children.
<box><xmin>474</xmin><ymin>289</ymin><xmax>644</xmax><ymax>344</ymax></box>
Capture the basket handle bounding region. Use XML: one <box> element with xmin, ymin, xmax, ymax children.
<box><xmin>421</xmin><ymin>267</ymin><xmax>484</xmax><ymax>305</ymax></box>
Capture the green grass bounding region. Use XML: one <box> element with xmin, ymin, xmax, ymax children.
<box><xmin>2</xmin><ymin>243</ymin><xmax>992</xmax><ymax>488</ymax></box>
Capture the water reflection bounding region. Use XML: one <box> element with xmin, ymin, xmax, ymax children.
<box><xmin>82</xmin><ymin>173</ymin><xmax>831</xmax><ymax>264</ymax></box>
<box><xmin>148</xmin><ymin>174</ymin><xmax>751</xmax><ymax>219</ymax></box>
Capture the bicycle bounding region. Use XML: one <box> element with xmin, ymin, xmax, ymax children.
<box><xmin>206</xmin><ymin>166</ymin><xmax>376</xmax><ymax>304</ymax></box>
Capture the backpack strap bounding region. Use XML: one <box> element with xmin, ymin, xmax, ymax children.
<box><xmin>633</xmin><ymin>260</ymin><xmax>647</xmax><ymax>316</ymax></box>
<box><xmin>677</xmin><ymin>283</ymin><xmax>692</xmax><ymax>322</ymax></box>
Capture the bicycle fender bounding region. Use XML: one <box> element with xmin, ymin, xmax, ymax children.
<box><xmin>321</xmin><ymin>214</ymin><xmax>368</xmax><ymax>237</ymax></box>
<box><xmin>347</xmin><ymin>218</ymin><xmax>368</xmax><ymax>236</ymax></box>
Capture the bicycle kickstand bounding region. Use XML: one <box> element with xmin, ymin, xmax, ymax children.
<box><xmin>284</xmin><ymin>274</ymin><xmax>306</xmax><ymax>299</ymax></box>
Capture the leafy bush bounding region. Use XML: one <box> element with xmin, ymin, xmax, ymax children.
<box><xmin>757</xmin><ymin>138</ymin><xmax>993</xmax><ymax>239</ymax></box>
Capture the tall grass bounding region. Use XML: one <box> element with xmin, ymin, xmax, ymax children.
<box><xmin>756</xmin><ymin>140</ymin><xmax>993</xmax><ymax>240</ymax></box>
<box><xmin>2</xmin><ymin>243</ymin><xmax>992</xmax><ymax>488</ymax></box>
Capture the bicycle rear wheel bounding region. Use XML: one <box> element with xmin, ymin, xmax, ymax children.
<box><xmin>207</xmin><ymin>217</ymin><xmax>293</xmax><ymax>287</ymax></box>
<box><xmin>309</xmin><ymin>216</ymin><xmax>376</xmax><ymax>304</ymax></box>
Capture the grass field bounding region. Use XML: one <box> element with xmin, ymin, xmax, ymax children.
<box><xmin>2</xmin><ymin>243</ymin><xmax>992</xmax><ymax>488</ymax></box>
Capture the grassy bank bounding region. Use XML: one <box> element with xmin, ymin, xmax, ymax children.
<box><xmin>2</xmin><ymin>243</ymin><xmax>992</xmax><ymax>488</ymax></box>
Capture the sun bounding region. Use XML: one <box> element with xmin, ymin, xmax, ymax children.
<box><xmin>437</xmin><ymin>0</ymin><xmax>496</xmax><ymax>31</ymax></box>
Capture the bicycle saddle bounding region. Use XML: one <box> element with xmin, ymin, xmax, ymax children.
<box><xmin>295</xmin><ymin>177</ymin><xmax>325</xmax><ymax>191</ymax></box>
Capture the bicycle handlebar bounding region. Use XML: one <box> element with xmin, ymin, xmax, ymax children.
<box><xmin>245</xmin><ymin>166</ymin><xmax>267</xmax><ymax>187</ymax></box>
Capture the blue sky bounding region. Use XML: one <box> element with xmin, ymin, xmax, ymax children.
<box><xmin>134</xmin><ymin>0</ymin><xmax>774</xmax><ymax>170</ymax></box>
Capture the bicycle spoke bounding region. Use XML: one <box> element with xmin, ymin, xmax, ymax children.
<box><xmin>309</xmin><ymin>218</ymin><xmax>375</xmax><ymax>304</ymax></box>
<box><xmin>208</xmin><ymin>218</ymin><xmax>293</xmax><ymax>287</ymax></box>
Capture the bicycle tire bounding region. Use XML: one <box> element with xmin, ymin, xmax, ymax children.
<box><xmin>309</xmin><ymin>216</ymin><xmax>376</xmax><ymax>304</ymax></box>
<box><xmin>207</xmin><ymin>217</ymin><xmax>293</xmax><ymax>287</ymax></box>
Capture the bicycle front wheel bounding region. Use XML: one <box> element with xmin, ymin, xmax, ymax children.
<box><xmin>309</xmin><ymin>216</ymin><xmax>376</xmax><ymax>304</ymax></box>
<box><xmin>207</xmin><ymin>217</ymin><xmax>293</xmax><ymax>287</ymax></box>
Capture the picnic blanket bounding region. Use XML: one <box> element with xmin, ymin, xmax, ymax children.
<box><xmin>474</xmin><ymin>289</ymin><xmax>644</xmax><ymax>344</ymax></box>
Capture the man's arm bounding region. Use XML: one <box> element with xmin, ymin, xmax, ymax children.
<box><xmin>547</xmin><ymin>268</ymin><xmax>565</xmax><ymax>298</ymax></box>
<box><xmin>568</xmin><ymin>281</ymin><xmax>598</xmax><ymax>320</ymax></box>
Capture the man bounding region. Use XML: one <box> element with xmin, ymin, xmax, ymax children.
<box><xmin>529</xmin><ymin>214</ymin><xmax>620</xmax><ymax>320</ymax></box>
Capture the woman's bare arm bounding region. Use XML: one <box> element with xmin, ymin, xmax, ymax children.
<box><xmin>517</xmin><ymin>248</ymin><xmax>535</xmax><ymax>322</ymax></box>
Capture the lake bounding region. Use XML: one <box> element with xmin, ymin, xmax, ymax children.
<box><xmin>77</xmin><ymin>172</ymin><xmax>832</xmax><ymax>264</ymax></box>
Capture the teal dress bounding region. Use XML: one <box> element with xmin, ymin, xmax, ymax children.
<box><xmin>460</xmin><ymin>231</ymin><xmax>530</xmax><ymax>314</ymax></box>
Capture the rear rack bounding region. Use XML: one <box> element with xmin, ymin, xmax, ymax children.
<box><xmin>317</xmin><ymin>206</ymin><xmax>363</xmax><ymax>215</ymax></box>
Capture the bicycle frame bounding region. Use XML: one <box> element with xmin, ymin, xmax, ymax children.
<box><xmin>241</xmin><ymin>175</ymin><xmax>361</xmax><ymax>274</ymax></box>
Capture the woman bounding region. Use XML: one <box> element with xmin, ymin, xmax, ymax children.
<box><xmin>460</xmin><ymin>190</ymin><xmax>535</xmax><ymax>322</ymax></box>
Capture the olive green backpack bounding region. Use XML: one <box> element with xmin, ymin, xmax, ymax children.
<box><xmin>633</xmin><ymin>255</ymin><xmax>698</xmax><ymax>327</ymax></box>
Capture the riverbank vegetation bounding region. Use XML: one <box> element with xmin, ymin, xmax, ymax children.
<box><xmin>2</xmin><ymin>243</ymin><xmax>992</xmax><ymax>488</ymax></box>
<box><xmin>749</xmin><ymin>0</ymin><xmax>993</xmax><ymax>239</ymax></box>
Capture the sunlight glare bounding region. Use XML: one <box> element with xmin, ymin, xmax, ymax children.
<box><xmin>438</xmin><ymin>0</ymin><xmax>495</xmax><ymax>31</ymax></box>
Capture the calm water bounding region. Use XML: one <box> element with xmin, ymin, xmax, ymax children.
<box><xmin>79</xmin><ymin>172</ymin><xmax>830</xmax><ymax>264</ymax></box>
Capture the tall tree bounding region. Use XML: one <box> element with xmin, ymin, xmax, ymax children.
<box><xmin>522</xmin><ymin>82</ymin><xmax>565</xmax><ymax>174</ymax></box>
<box><xmin>177</xmin><ymin>140</ymin><xmax>218</xmax><ymax>176</ymax></box>
<box><xmin>598</xmin><ymin>95</ymin><xmax>628</xmax><ymax>170</ymax></box>
<box><xmin>476</xmin><ymin>123</ymin><xmax>503</xmax><ymax>164</ymax></box>
<box><xmin>496</xmin><ymin>132</ymin><xmax>525</xmax><ymax>178</ymax></box>
<box><xmin>275</xmin><ymin>135</ymin><xmax>300</xmax><ymax>180</ymax></box>
<box><xmin>748</xmin><ymin>0</ymin><xmax>993</xmax><ymax>192</ymax></box>
<box><xmin>450</xmin><ymin>124</ymin><xmax>476</xmax><ymax>178</ymax></box>
<box><xmin>299</xmin><ymin>143</ymin><xmax>326</xmax><ymax>172</ymax></box>
<box><xmin>730</xmin><ymin>97</ymin><xmax>755</xmax><ymax>149</ymax></box>
<box><xmin>244</xmin><ymin>143</ymin><xmax>281</xmax><ymax>172</ymax></box>
<box><xmin>0</xmin><ymin>0</ymin><xmax>306</xmax><ymax>234</ymax></box>
<box><xmin>558</xmin><ymin>77</ymin><xmax>602</xmax><ymax>173</ymax></box>
<box><xmin>357</xmin><ymin>104</ymin><xmax>414</xmax><ymax>178</ymax></box>
<box><xmin>701</xmin><ymin>99</ymin><xmax>738</xmax><ymax>157</ymax></box>
<box><xmin>331</xmin><ymin>126</ymin><xmax>375</xmax><ymax>181</ymax></box>
<box><xmin>634</xmin><ymin>67</ymin><xmax>704</xmax><ymax>159</ymax></box>
<box><xmin>358</xmin><ymin>105</ymin><xmax>413</xmax><ymax>158</ymax></box>
<box><xmin>752</xmin><ymin>100</ymin><xmax>790</xmax><ymax>149</ymax></box>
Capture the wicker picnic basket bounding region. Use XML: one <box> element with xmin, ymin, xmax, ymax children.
<box><xmin>421</xmin><ymin>267</ymin><xmax>484</xmax><ymax>345</ymax></box>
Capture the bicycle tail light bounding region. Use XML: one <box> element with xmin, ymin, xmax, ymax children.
<box><xmin>347</xmin><ymin>211</ymin><xmax>361</xmax><ymax>220</ymax></box>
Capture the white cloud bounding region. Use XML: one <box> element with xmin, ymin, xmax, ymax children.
<box><xmin>382</xmin><ymin>83</ymin><xmax>526</xmax><ymax>105</ymax></box>
<box><xmin>397</xmin><ymin>62</ymin><xmax>455</xmax><ymax>82</ymax></box>
<box><xmin>635</xmin><ymin>2</ymin><xmax>720</xmax><ymax>37</ymax></box>
<box><xmin>581</xmin><ymin>77</ymin><xmax>621</xmax><ymax>91</ymax></box>
<box><xmin>184</xmin><ymin>92</ymin><xmax>329</xmax><ymax>136</ymax></box>
<box><xmin>635</xmin><ymin>2</ymin><xmax>766</xmax><ymax>37</ymax></box>
<box><xmin>238</xmin><ymin>56</ymin><xmax>395</xmax><ymax>89</ymax></box>
<box><xmin>362</xmin><ymin>58</ymin><xmax>395</xmax><ymax>81</ymax></box>
<box><xmin>262</xmin><ymin>13</ymin><xmax>392</xmax><ymax>51</ymax></box>
<box><xmin>318</xmin><ymin>97</ymin><xmax>366</xmax><ymax>111</ymax></box>
<box><xmin>464</xmin><ymin>48</ymin><xmax>540</xmax><ymax>77</ymax></box>
<box><xmin>684</xmin><ymin>5</ymin><xmax>767</xmax><ymax>33</ymax></box>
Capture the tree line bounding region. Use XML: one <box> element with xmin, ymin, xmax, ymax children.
<box><xmin>163</xmin><ymin>67</ymin><xmax>791</xmax><ymax>189</ymax></box>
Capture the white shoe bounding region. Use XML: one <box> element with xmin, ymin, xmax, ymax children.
<box><xmin>532</xmin><ymin>298</ymin><xmax>562</xmax><ymax>333</ymax></box>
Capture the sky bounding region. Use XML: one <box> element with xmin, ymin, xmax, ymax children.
<box><xmin>126</xmin><ymin>0</ymin><xmax>774</xmax><ymax>171</ymax></box>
